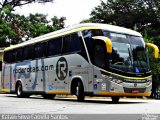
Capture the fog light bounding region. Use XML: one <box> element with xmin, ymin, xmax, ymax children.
<box><xmin>147</xmin><ymin>81</ymin><xmax>152</xmax><ymax>85</ymax></box>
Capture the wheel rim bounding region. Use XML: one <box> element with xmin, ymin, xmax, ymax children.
<box><xmin>17</xmin><ymin>85</ymin><xmax>22</xmax><ymax>96</ymax></box>
<box><xmin>76</xmin><ymin>85</ymin><xmax>79</xmax><ymax>96</ymax></box>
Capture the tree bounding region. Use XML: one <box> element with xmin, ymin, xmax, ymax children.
<box><xmin>0</xmin><ymin>5</ymin><xmax>17</xmax><ymax>46</ymax></box>
<box><xmin>0</xmin><ymin>0</ymin><xmax>57</xmax><ymax>47</ymax></box>
<box><xmin>0</xmin><ymin>0</ymin><xmax>54</xmax><ymax>9</ymax></box>
<box><xmin>0</xmin><ymin>5</ymin><xmax>66</xmax><ymax>47</ymax></box>
<box><xmin>25</xmin><ymin>14</ymin><xmax>66</xmax><ymax>39</ymax></box>
<box><xmin>84</xmin><ymin>0</ymin><xmax>160</xmax><ymax>41</ymax></box>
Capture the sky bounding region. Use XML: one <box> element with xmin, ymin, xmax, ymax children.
<box><xmin>16</xmin><ymin>0</ymin><xmax>103</xmax><ymax>26</ymax></box>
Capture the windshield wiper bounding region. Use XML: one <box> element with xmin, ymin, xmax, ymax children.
<box><xmin>128</xmin><ymin>48</ymin><xmax>133</xmax><ymax>66</ymax></box>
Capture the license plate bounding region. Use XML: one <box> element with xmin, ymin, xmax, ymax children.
<box><xmin>132</xmin><ymin>89</ymin><xmax>140</xmax><ymax>93</ymax></box>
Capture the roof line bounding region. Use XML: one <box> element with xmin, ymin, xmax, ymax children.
<box><xmin>4</xmin><ymin>23</ymin><xmax>142</xmax><ymax>51</ymax></box>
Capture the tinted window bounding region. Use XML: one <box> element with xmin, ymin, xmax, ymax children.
<box><xmin>93</xmin><ymin>40</ymin><xmax>106</xmax><ymax>69</ymax></box>
<box><xmin>16</xmin><ymin>48</ymin><xmax>22</xmax><ymax>62</ymax></box>
<box><xmin>82</xmin><ymin>31</ymin><xmax>94</xmax><ymax>62</ymax></box>
<box><xmin>4</xmin><ymin>51</ymin><xmax>12</xmax><ymax>63</ymax></box>
<box><xmin>70</xmin><ymin>33</ymin><xmax>82</xmax><ymax>52</ymax></box>
<box><xmin>34</xmin><ymin>42</ymin><xmax>46</xmax><ymax>59</ymax></box>
<box><xmin>63</xmin><ymin>35</ymin><xmax>71</xmax><ymax>54</ymax></box>
<box><xmin>12</xmin><ymin>48</ymin><xmax>22</xmax><ymax>62</ymax></box>
<box><xmin>82</xmin><ymin>29</ymin><xmax>103</xmax><ymax>38</ymax></box>
<box><xmin>23</xmin><ymin>45</ymin><xmax>34</xmax><ymax>60</ymax></box>
<box><xmin>82</xmin><ymin>29</ymin><xmax>104</xmax><ymax>63</ymax></box>
<box><xmin>47</xmin><ymin>37</ymin><xmax>62</xmax><ymax>56</ymax></box>
<box><xmin>12</xmin><ymin>50</ymin><xmax>17</xmax><ymax>63</ymax></box>
<box><xmin>62</xmin><ymin>33</ymin><xmax>82</xmax><ymax>54</ymax></box>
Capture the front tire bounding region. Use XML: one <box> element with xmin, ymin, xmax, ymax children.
<box><xmin>76</xmin><ymin>81</ymin><xmax>85</xmax><ymax>102</ymax></box>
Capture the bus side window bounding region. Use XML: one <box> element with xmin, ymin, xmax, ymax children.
<box><xmin>77</xmin><ymin>33</ymin><xmax>89</xmax><ymax>61</ymax></box>
<box><xmin>62</xmin><ymin>33</ymin><xmax>82</xmax><ymax>54</ymax></box>
<box><xmin>62</xmin><ymin>35</ymin><xmax>71</xmax><ymax>54</ymax></box>
<box><xmin>70</xmin><ymin>33</ymin><xmax>82</xmax><ymax>52</ymax></box>
<box><xmin>82</xmin><ymin>29</ymin><xmax>104</xmax><ymax>63</ymax></box>
<box><xmin>11</xmin><ymin>50</ymin><xmax>17</xmax><ymax>63</ymax></box>
<box><xmin>93</xmin><ymin>40</ymin><xmax>106</xmax><ymax>69</ymax></box>
<box><xmin>11</xmin><ymin>48</ymin><xmax>22</xmax><ymax>63</ymax></box>
<box><xmin>23</xmin><ymin>45</ymin><xmax>34</xmax><ymax>61</ymax></box>
<box><xmin>34</xmin><ymin>42</ymin><xmax>46</xmax><ymax>59</ymax></box>
<box><xmin>82</xmin><ymin>30</ymin><xmax>94</xmax><ymax>62</ymax></box>
<box><xmin>16</xmin><ymin>48</ymin><xmax>22</xmax><ymax>62</ymax></box>
<box><xmin>47</xmin><ymin>37</ymin><xmax>62</xmax><ymax>57</ymax></box>
<box><xmin>4</xmin><ymin>51</ymin><xmax>11</xmax><ymax>63</ymax></box>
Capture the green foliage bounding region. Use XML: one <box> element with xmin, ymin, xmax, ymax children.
<box><xmin>0</xmin><ymin>5</ymin><xmax>66</xmax><ymax>47</ymax></box>
<box><xmin>0</xmin><ymin>0</ymin><xmax>54</xmax><ymax>9</ymax></box>
<box><xmin>85</xmin><ymin>0</ymin><xmax>160</xmax><ymax>43</ymax></box>
<box><xmin>0</xmin><ymin>0</ymin><xmax>65</xmax><ymax>47</ymax></box>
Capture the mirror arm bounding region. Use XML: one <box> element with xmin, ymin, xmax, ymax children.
<box><xmin>92</xmin><ymin>36</ymin><xmax>112</xmax><ymax>53</ymax></box>
<box><xmin>146</xmin><ymin>43</ymin><xmax>159</xmax><ymax>58</ymax></box>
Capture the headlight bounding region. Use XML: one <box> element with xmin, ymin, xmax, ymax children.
<box><xmin>112</xmin><ymin>79</ymin><xmax>123</xmax><ymax>84</ymax></box>
<box><xmin>116</xmin><ymin>80</ymin><xmax>123</xmax><ymax>84</ymax></box>
<box><xmin>146</xmin><ymin>77</ymin><xmax>152</xmax><ymax>82</ymax></box>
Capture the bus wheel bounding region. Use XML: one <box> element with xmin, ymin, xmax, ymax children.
<box><xmin>111</xmin><ymin>97</ymin><xmax>120</xmax><ymax>103</ymax></box>
<box><xmin>16</xmin><ymin>82</ymin><xmax>25</xmax><ymax>98</ymax></box>
<box><xmin>76</xmin><ymin>81</ymin><xmax>85</xmax><ymax>102</ymax></box>
<box><xmin>43</xmin><ymin>94</ymin><xmax>56</xmax><ymax>99</ymax></box>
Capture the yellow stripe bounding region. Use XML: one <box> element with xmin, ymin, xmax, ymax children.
<box><xmin>99</xmin><ymin>91</ymin><xmax>151</xmax><ymax>97</ymax></box>
<box><xmin>99</xmin><ymin>68</ymin><xmax>152</xmax><ymax>80</ymax></box>
<box><xmin>2</xmin><ymin>51</ymin><xmax>4</xmax><ymax>63</ymax></box>
<box><xmin>47</xmin><ymin>91</ymin><xmax>71</xmax><ymax>95</ymax></box>
<box><xmin>4</xmin><ymin>26</ymin><xmax>101</xmax><ymax>51</ymax></box>
<box><xmin>1</xmin><ymin>88</ymin><xmax>9</xmax><ymax>92</ymax></box>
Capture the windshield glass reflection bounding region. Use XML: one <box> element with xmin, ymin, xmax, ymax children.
<box><xmin>104</xmin><ymin>31</ymin><xmax>150</xmax><ymax>74</ymax></box>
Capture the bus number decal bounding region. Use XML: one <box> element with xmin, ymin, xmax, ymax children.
<box><xmin>56</xmin><ymin>57</ymin><xmax>68</xmax><ymax>80</ymax></box>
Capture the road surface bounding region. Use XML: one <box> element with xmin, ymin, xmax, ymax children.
<box><xmin>0</xmin><ymin>94</ymin><xmax>160</xmax><ymax>114</ymax></box>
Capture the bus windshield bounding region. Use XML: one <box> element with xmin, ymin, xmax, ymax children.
<box><xmin>82</xmin><ymin>29</ymin><xmax>150</xmax><ymax>76</ymax></box>
<box><xmin>105</xmin><ymin>32</ymin><xmax>150</xmax><ymax>74</ymax></box>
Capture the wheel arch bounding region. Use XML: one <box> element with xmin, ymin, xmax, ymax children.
<box><xmin>15</xmin><ymin>79</ymin><xmax>23</xmax><ymax>91</ymax></box>
<box><xmin>70</xmin><ymin>76</ymin><xmax>85</xmax><ymax>95</ymax></box>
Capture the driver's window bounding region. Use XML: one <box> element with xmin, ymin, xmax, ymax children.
<box><xmin>93</xmin><ymin>40</ymin><xmax>106</xmax><ymax>69</ymax></box>
<box><xmin>82</xmin><ymin>29</ymin><xmax>104</xmax><ymax>64</ymax></box>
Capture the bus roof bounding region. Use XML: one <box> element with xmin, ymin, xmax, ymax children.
<box><xmin>4</xmin><ymin>23</ymin><xmax>142</xmax><ymax>51</ymax></box>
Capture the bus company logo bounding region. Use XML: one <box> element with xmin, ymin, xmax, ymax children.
<box><xmin>56</xmin><ymin>57</ymin><xmax>68</xmax><ymax>80</ymax></box>
<box><xmin>134</xmin><ymin>83</ymin><xmax>137</xmax><ymax>87</ymax></box>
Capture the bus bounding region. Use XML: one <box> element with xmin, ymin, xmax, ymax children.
<box><xmin>1</xmin><ymin>23</ymin><xmax>159</xmax><ymax>103</ymax></box>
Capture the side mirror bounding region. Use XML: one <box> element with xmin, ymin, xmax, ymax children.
<box><xmin>92</xmin><ymin>36</ymin><xmax>112</xmax><ymax>53</ymax></box>
<box><xmin>146</xmin><ymin>43</ymin><xmax>159</xmax><ymax>58</ymax></box>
